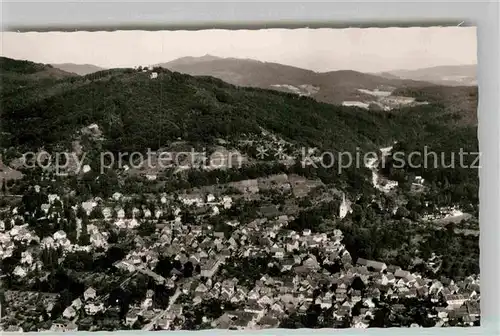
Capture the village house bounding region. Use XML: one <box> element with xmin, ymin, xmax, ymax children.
<box><xmin>63</xmin><ymin>306</ymin><xmax>77</xmax><ymax>319</ymax></box>
<box><xmin>50</xmin><ymin>322</ymin><xmax>78</xmax><ymax>332</ymax></box>
<box><xmin>83</xmin><ymin>287</ymin><xmax>97</xmax><ymax>301</ymax></box>
<box><xmin>200</xmin><ymin>259</ymin><xmax>220</xmax><ymax>278</ymax></box>
<box><xmin>125</xmin><ymin>308</ymin><xmax>142</xmax><ymax>326</ymax></box>
<box><xmin>72</xmin><ymin>298</ymin><xmax>83</xmax><ymax>310</ymax></box>
<box><xmin>84</xmin><ymin>302</ymin><xmax>104</xmax><ymax>315</ymax></box>
<box><xmin>444</xmin><ymin>294</ymin><xmax>468</xmax><ymax>308</ymax></box>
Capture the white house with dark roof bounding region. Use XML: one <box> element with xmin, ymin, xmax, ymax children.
<box><xmin>84</xmin><ymin>287</ymin><xmax>97</xmax><ymax>301</ymax></box>
<box><xmin>72</xmin><ymin>298</ymin><xmax>83</xmax><ymax>310</ymax></box>
<box><xmin>63</xmin><ymin>306</ymin><xmax>77</xmax><ymax>319</ymax></box>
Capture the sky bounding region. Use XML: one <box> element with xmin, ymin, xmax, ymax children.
<box><xmin>0</xmin><ymin>27</ymin><xmax>477</xmax><ymax>73</ymax></box>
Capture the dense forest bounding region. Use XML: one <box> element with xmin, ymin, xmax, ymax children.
<box><xmin>2</xmin><ymin>57</ymin><xmax>476</xmax><ymax>156</ymax></box>
<box><xmin>1</xmin><ymin>57</ymin><xmax>478</xmax><ymax>206</ymax></box>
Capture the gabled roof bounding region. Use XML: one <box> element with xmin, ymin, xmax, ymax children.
<box><xmin>356</xmin><ymin>258</ymin><xmax>387</xmax><ymax>271</ymax></box>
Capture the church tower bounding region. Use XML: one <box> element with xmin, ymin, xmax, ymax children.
<box><xmin>339</xmin><ymin>192</ymin><xmax>348</xmax><ymax>219</ymax></box>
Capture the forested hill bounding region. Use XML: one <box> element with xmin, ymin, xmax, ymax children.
<box><xmin>2</xmin><ymin>57</ymin><xmax>476</xmax><ymax>159</ymax></box>
<box><xmin>392</xmin><ymin>85</ymin><xmax>478</xmax><ymax>125</ymax></box>
<box><xmin>0</xmin><ymin>57</ymin><xmax>75</xmax><ymax>78</ymax></box>
<box><xmin>0</xmin><ymin>57</ymin><xmax>76</xmax><ymax>90</ymax></box>
<box><xmin>158</xmin><ymin>56</ymin><xmax>432</xmax><ymax>105</ymax></box>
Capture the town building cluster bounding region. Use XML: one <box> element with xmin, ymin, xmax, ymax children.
<box><xmin>0</xmin><ymin>177</ymin><xmax>480</xmax><ymax>331</ymax></box>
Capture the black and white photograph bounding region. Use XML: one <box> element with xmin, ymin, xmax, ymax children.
<box><xmin>0</xmin><ymin>26</ymin><xmax>479</xmax><ymax>332</ymax></box>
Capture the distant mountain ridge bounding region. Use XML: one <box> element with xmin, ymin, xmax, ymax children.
<box><xmin>377</xmin><ymin>64</ymin><xmax>477</xmax><ymax>86</ymax></box>
<box><xmin>3</xmin><ymin>56</ymin><xmax>477</xmax><ymax>128</ymax></box>
<box><xmin>0</xmin><ymin>57</ymin><xmax>77</xmax><ymax>96</ymax></box>
<box><xmin>165</xmin><ymin>54</ymin><xmax>225</xmax><ymax>67</ymax></box>
<box><xmin>0</xmin><ymin>57</ymin><xmax>75</xmax><ymax>79</ymax></box>
<box><xmin>51</xmin><ymin>63</ymin><xmax>106</xmax><ymax>76</ymax></box>
<box><xmin>156</xmin><ymin>55</ymin><xmax>435</xmax><ymax>105</ymax></box>
<box><xmin>49</xmin><ymin>58</ymin><xmax>477</xmax><ymax>87</ymax></box>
